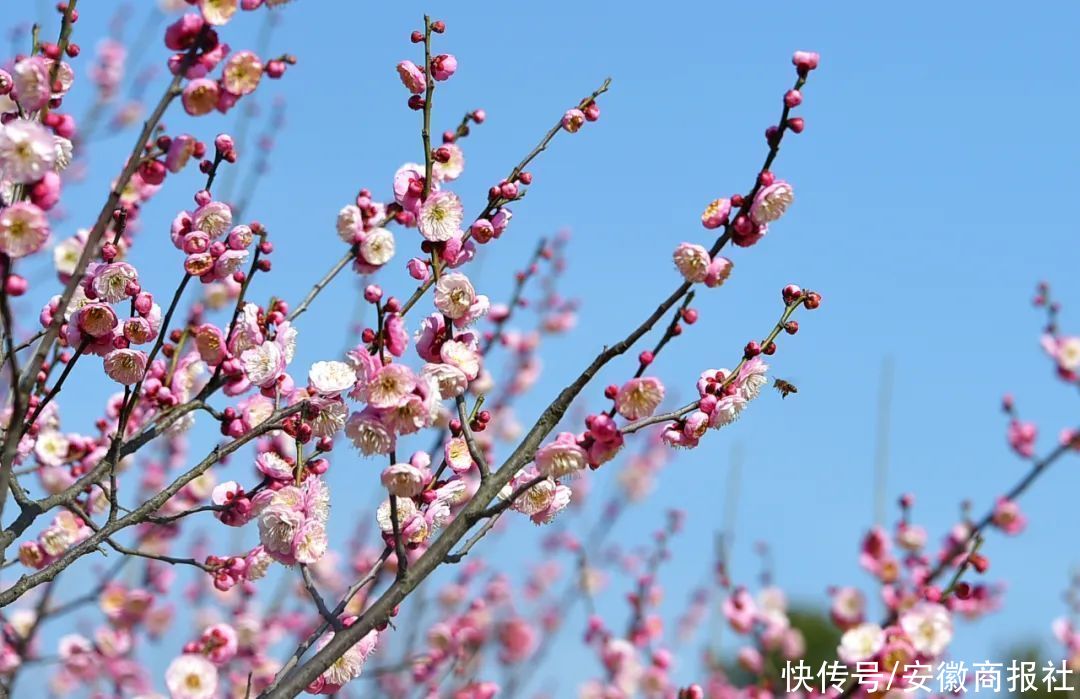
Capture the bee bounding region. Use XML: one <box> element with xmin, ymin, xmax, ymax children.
<box><xmin>773</xmin><ymin>378</ymin><xmax>798</xmax><ymax>399</ymax></box>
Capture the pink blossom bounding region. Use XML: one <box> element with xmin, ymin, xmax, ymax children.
<box><xmin>241</xmin><ymin>341</ymin><xmax>286</xmax><ymax>387</ymax></box>
<box><xmin>535</xmin><ymin>432</ymin><xmax>588</xmax><ymax>479</ymax></box>
<box><xmin>701</xmin><ymin>198</ymin><xmax>731</xmax><ymax>229</ymax></box>
<box><xmin>418</xmin><ymin>191</ymin><xmax>464</xmax><ymax>242</ymax></box>
<box><xmin>750</xmin><ymin>181</ymin><xmax>794</xmax><ymax>225</ymax></box>
<box><xmin>672</xmin><ymin>243</ymin><xmax>710</xmax><ymax>283</ymax></box>
<box><xmin>103</xmin><ymin>349</ymin><xmax>147</xmax><ymax>385</ymax></box>
<box><xmin>396</xmin><ymin>60</ymin><xmax>426</xmax><ymax>93</ymax></box>
<box><xmin>182</xmin><ymin>79</ymin><xmax>220</xmax><ymax>116</ymax></box>
<box><xmin>435</xmin><ymin>272</ymin><xmax>476</xmax><ymax>319</ymax></box>
<box><xmin>0</xmin><ymin>202</ymin><xmax>50</xmax><ymax>258</ymax></box>
<box><xmin>12</xmin><ymin>58</ymin><xmax>51</xmax><ymax>110</ymax></box>
<box><xmin>165</xmin><ymin>654</ymin><xmax>217</xmax><ymax>699</ymax></box>
<box><xmin>440</xmin><ymin>337</ymin><xmax>481</xmax><ymax>381</ymax></box>
<box><xmin>222</xmin><ymin>50</ymin><xmax>262</xmax><ymax>94</ymax></box>
<box><xmin>562</xmin><ymin>108</ymin><xmax>585</xmax><ymax>133</ymax></box>
<box><xmin>308</xmin><ymin>360</ymin><xmax>356</xmax><ymax>395</ymax></box>
<box><xmin>991</xmin><ymin>497</ymin><xmax>1027</xmax><ymax>535</ymax></box>
<box><xmin>381</xmin><ymin>463</ymin><xmax>425</xmax><ymax>497</ymax></box>
<box><xmin>615</xmin><ymin>377</ymin><xmax>665</xmax><ymax>420</ymax></box>
<box><xmin>703</xmin><ymin>256</ymin><xmax>733</xmax><ymax>288</ymax></box>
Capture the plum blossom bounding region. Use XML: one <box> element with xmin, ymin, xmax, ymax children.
<box><xmin>309</xmin><ymin>628</ymin><xmax>378</xmax><ymax>694</ymax></box>
<box><xmin>199</xmin><ymin>0</ymin><xmax>238</xmax><ymax>25</ymax></box>
<box><xmin>837</xmin><ymin>623</ymin><xmax>884</xmax><ymax>664</ymax></box>
<box><xmin>701</xmin><ymin>198</ymin><xmax>731</xmax><ymax>229</ymax></box>
<box><xmin>899</xmin><ymin>602</ymin><xmax>953</xmax><ymax>657</ymax></box>
<box><xmin>165</xmin><ymin>654</ymin><xmax>217</xmax><ymax>699</ymax></box>
<box><xmin>418</xmin><ymin>191</ymin><xmax>463</xmax><ymax>242</ymax></box>
<box><xmin>534</xmin><ymin>432</ymin><xmax>588</xmax><ymax>479</ymax></box>
<box><xmin>345</xmin><ymin>409</ymin><xmax>394</xmax><ymax>456</ymax></box>
<box><xmin>615</xmin><ymin>377</ymin><xmax>665</xmax><ymax>420</ymax></box>
<box><xmin>256</xmin><ymin>477</ymin><xmax>330</xmax><ymax>566</ymax></box>
<box><xmin>672</xmin><ymin>243</ymin><xmax>710</xmax><ymax>283</ymax></box>
<box><xmin>309</xmin><ymin>360</ymin><xmax>356</xmax><ymax>395</ymax></box>
<box><xmin>241</xmin><ymin>341</ymin><xmax>285</xmax><ymax>388</ymax></box>
<box><xmin>381</xmin><ymin>463</ymin><xmax>425</xmax><ymax>497</ymax></box>
<box><xmin>750</xmin><ymin>180</ymin><xmax>794</xmax><ymax>224</ymax></box>
<box><xmin>0</xmin><ymin>202</ymin><xmax>50</xmax><ymax>258</ymax></box>
<box><xmin>358</xmin><ymin>227</ymin><xmax>395</xmax><ymax>267</ymax></box>
<box><xmin>396</xmin><ymin>60</ymin><xmax>426</xmax><ymax>94</ymax></box>
<box><xmin>0</xmin><ymin>119</ymin><xmax>56</xmax><ymax>183</ymax></box>
<box><xmin>91</xmin><ymin>262</ymin><xmax>139</xmax><ymax>303</ymax></box>
<box><xmin>362</xmin><ymin>363</ymin><xmax>417</xmax><ymax>409</ymax></box>
<box><xmin>103</xmin><ymin>349</ymin><xmax>148</xmax><ymax>385</ymax></box>
<box><xmin>434</xmin><ymin>273</ymin><xmax>476</xmax><ymax>319</ymax></box>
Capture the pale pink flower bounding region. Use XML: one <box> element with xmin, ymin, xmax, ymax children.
<box><xmin>182</xmin><ymin>79</ymin><xmax>220</xmax><ymax>116</ymax></box>
<box><xmin>12</xmin><ymin>58</ymin><xmax>51</xmax><ymax>111</ymax></box>
<box><xmin>309</xmin><ymin>360</ymin><xmax>356</xmax><ymax>395</ymax></box>
<box><xmin>293</xmin><ymin>519</ymin><xmax>328</xmax><ymax>565</ymax></box>
<box><xmin>837</xmin><ymin>623</ymin><xmax>884</xmax><ymax>664</ymax></box>
<box><xmin>255</xmin><ymin>451</ymin><xmax>293</xmax><ymax>480</ymax></box>
<box><xmin>708</xmin><ymin>393</ymin><xmax>746</xmax><ymax>429</ymax></box>
<box><xmin>421</xmin><ymin>362</ymin><xmax>468</xmax><ymax>399</ymax></box>
<box><xmin>444</xmin><ymin>437</ymin><xmax>473</xmax><ymax>474</ymax></box>
<box><xmin>704</xmin><ymin>256</ymin><xmax>734</xmax><ymax>288</ymax></box>
<box><xmin>434</xmin><ymin>272</ymin><xmax>476</xmax><ymax>319</ymax></box>
<box><xmin>314</xmin><ymin>629</ymin><xmax>378</xmax><ymax>691</ymax></box>
<box><xmin>199</xmin><ymin>0</ymin><xmax>237</xmax><ymax>24</ymax></box>
<box><xmin>345</xmin><ymin>409</ymin><xmax>395</xmax><ymax>456</ymax></box>
<box><xmin>701</xmin><ymin>198</ymin><xmax>731</xmax><ymax>229</ymax></box>
<box><xmin>534</xmin><ymin>432</ymin><xmax>587</xmax><ymax>479</ymax></box>
<box><xmin>418</xmin><ymin>191</ymin><xmax>463</xmax><ymax>242</ymax></box>
<box><xmin>396</xmin><ymin>60</ymin><xmax>426</xmax><ymax>94</ymax></box>
<box><xmin>336</xmin><ymin>204</ymin><xmax>362</xmax><ymax>243</ymax></box>
<box><xmin>103</xmin><ymin>349</ymin><xmax>147</xmax><ymax>385</ymax></box>
<box><xmin>192</xmin><ymin>201</ymin><xmax>233</xmax><ymax>237</ymax></box>
<box><xmin>615</xmin><ymin>377</ymin><xmax>666</xmax><ymax>420</ymax></box>
<box><xmin>750</xmin><ymin>181</ymin><xmax>794</xmax><ymax>225</ymax></box>
<box><xmin>672</xmin><ymin>243</ymin><xmax>710</xmax><ymax>283</ymax></box>
<box><xmin>381</xmin><ymin>463</ymin><xmax>425</xmax><ymax>497</ymax></box>
<box><xmin>899</xmin><ymin>603</ymin><xmax>952</xmax><ymax>657</ymax></box>
<box><xmin>736</xmin><ymin>357</ymin><xmax>769</xmax><ymax>401</ymax></box>
<box><xmin>0</xmin><ymin>202</ymin><xmax>49</xmax><ymax>257</ymax></box>
<box><xmin>440</xmin><ymin>338</ymin><xmax>481</xmax><ymax>380</ymax></box>
<box><xmin>241</xmin><ymin>341</ymin><xmax>285</xmax><ymax>388</ymax></box>
<box><xmin>165</xmin><ymin>654</ymin><xmax>218</xmax><ymax>699</ymax></box>
<box><xmin>362</xmin><ymin>364</ymin><xmax>416</xmax><ymax>409</ymax></box>
<box><xmin>222</xmin><ymin>50</ymin><xmax>262</xmax><ymax>94</ymax></box>
<box><xmin>91</xmin><ymin>262</ymin><xmax>138</xmax><ymax>303</ymax></box>
<box><xmin>358</xmin><ymin>227</ymin><xmax>395</xmax><ymax>267</ymax></box>
<box><xmin>0</xmin><ymin>119</ymin><xmax>56</xmax><ymax>184</ymax></box>
<box><xmin>830</xmin><ymin>587</ymin><xmax>866</xmax><ymax>629</ymax></box>
<box><xmin>991</xmin><ymin>497</ymin><xmax>1026</xmax><ymax>535</ymax></box>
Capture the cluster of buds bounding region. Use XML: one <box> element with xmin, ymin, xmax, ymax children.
<box><xmin>397</xmin><ymin>19</ymin><xmax>456</xmax><ymax>110</ymax></box>
<box><xmin>211</xmin><ymin>480</ymin><xmax>254</xmax><ymax>527</ymax></box>
<box><xmin>204</xmin><ymin>553</ymin><xmax>250</xmax><ymax>592</ymax></box>
<box><xmin>166</xmin><ymin>9</ymin><xmax>293</xmax><ymax>116</ymax></box>
<box><xmin>171</xmin><ymin>198</ymin><xmax>263</xmax><ymax>284</ymax></box>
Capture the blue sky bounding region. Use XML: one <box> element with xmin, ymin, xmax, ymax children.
<box><xmin>4</xmin><ymin>0</ymin><xmax>1080</xmax><ymax>694</ymax></box>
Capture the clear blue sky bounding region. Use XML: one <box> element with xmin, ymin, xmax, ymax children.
<box><xmin>4</xmin><ymin>0</ymin><xmax>1080</xmax><ymax>693</ymax></box>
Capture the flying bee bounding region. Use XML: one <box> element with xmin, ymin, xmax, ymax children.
<box><xmin>773</xmin><ymin>378</ymin><xmax>798</xmax><ymax>399</ymax></box>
